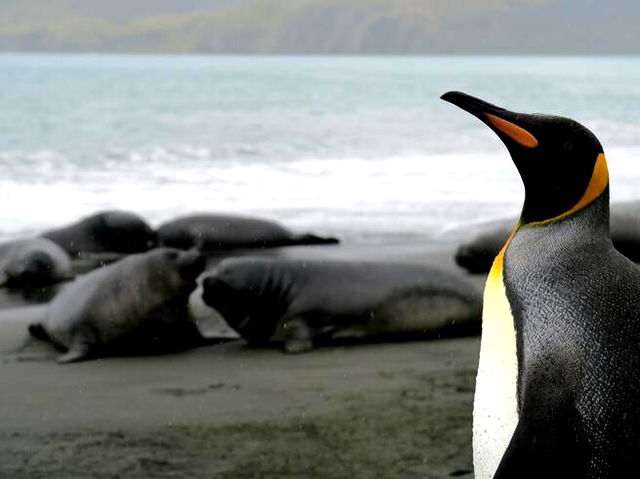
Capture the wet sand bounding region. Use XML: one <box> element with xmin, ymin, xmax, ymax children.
<box><xmin>0</xmin><ymin>241</ymin><xmax>484</xmax><ymax>478</ymax></box>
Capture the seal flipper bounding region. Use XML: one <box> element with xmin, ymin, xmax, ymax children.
<box><xmin>56</xmin><ymin>330</ymin><xmax>95</xmax><ymax>364</ymax></box>
<box><xmin>282</xmin><ymin>317</ymin><xmax>315</xmax><ymax>354</ymax></box>
<box><xmin>57</xmin><ymin>341</ymin><xmax>91</xmax><ymax>364</ymax></box>
<box><xmin>28</xmin><ymin>323</ymin><xmax>50</xmax><ymax>342</ymax></box>
<box><xmin>292</xmin><ymin>233</ymin><xmax>340</xmax><ymax>246</ymax></box>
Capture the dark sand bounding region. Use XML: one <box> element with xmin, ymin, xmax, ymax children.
<box><xmin>0</xmin><ymin>241</ymin><xmax>484</xmax><ymax>478</ymax></box>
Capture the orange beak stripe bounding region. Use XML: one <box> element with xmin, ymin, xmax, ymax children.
<box><xmin>486</xmin><ymin>113</ymin><xmax>539</xmax><ymax>148</ymax></box>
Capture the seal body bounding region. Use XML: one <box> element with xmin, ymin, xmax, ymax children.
<box><xmin>201</xmin><ymin>257</ymin><xmax>482</xmax><ymax>352</ymax></box>
<box><xmin>0</xmin><ymin>238</ymin><xmax>72</xmax><ymax>287</ymax></box>
<box><xmin>157</xmin><ymin>214</ymin><xmax>338</xmax><ymax>251</ymax></box>
<box><xmin>608</xmin><ymin>201</ymin><xmax>640</xmax><ymax>262</ymax></box>
<box><xmin>455</xmin><ymin>220</ymin><xmax>513</xmax><ymax>274</ymax></box>
<box><xmin>29</xmin><ymin>248</ymin><xmax>206</xmax><ymax>363</ymax></box>
<box><xmin>41</xmin><ymin>210</ymin><xmax>157</xmax><ymax>257</ymax></box>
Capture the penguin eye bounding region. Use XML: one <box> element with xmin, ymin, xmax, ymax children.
<box><xmin>563</xmin><ymin>141</ymin><xmax>574</xmax><ymax>152</ymax></box>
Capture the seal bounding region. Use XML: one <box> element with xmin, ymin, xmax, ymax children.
<box><xmin>41</xmin><ymin>210</ymin><xmax>157</xmax><ymax>257</ymax></box>
<box><xmin>455</xmin><ymin>202</ymin><xmax>640</xmax><ymax>274</ymax></box>
<box><xmin>157</xmin><ymin>214</ymin><xmax>338</xmax><ymax>251</ymax></box>
<box><xmin>443</xmin><ymin>91</ymin><xmax>640</xmax><ymax>478</ymax></box>
<box><xmin>28</xmin><ymin>248</ymin><xmax>206</xmax><ymax>363</ymax></box>
<box><xmin>607</xmin><ymin>201</ymin><xmax>640</xmax><ymax>262</ymax></box>
<box><xmin>0</xmin><ymin>237</ymin><xmax>72</xmax><ymax>287</ymax></box>
<box><xmin>454</xmin><ymin>220</ymin><xmax>513</xmax><ymax>274</ymax></box>
<box><xmin>201</xmin><ymin>257</ymin><xmax>482</xmax><ymax>353</ymax></box>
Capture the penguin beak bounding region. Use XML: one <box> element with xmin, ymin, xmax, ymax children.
<box><xmin>441</xmin><ymin>91</ymin><xmax>539</xmax><ymax>149</ymax></box>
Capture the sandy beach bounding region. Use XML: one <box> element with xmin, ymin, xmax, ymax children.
<box><xmin>0</xmin><ymin>241</ymin><xmax>483</xmax><ymax>478</ymax></box>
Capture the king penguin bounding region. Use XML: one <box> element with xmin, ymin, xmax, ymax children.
<box><xmin>441</xmin><ymin>91</ymin><xmax>640</xmax><ymax>479</ymax></box>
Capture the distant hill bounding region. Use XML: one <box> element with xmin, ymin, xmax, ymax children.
<box><xmin>1</xmin><ymin>0</ymin><xmax>638</xmax><ymax>54</ymax></box>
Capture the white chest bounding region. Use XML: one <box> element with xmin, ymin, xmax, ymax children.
<box><xmin>473</xmin><ymin>257</ymin><xmax>519</xmax><ymax>479</ymax></box>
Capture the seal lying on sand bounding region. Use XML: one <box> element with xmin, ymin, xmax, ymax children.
<box><xmin>157</xmin><ymin>214</ymin><xmax>338</xmax><ymax>251</ymax></box>
<box><xmin>456</xmin><ymin>201</ymin><xmax>640</xmax><ymax>274</ymax></box>
<box><xmin>608</xmin><ymin>201</ymin><xmax>640</xmax><ymax>262</ymax></box>
<box><xmin>29</xmin><ymin>248</ymin><xmax>206</xmax><ymax>363</ymax></box>
<box><xmin>201</xmin><ymin>257</ymin><xmax>482</xmax><ymax>353</ymax></box>
<box><xmin>454</xmin><ymin>220</ymin><xmax>514</xmax><ymax>274</ymax></box>
<box><xmin>0</xmin><ymin>238</ymin><xmax>72</xmax><ymax>287</ymax></box>
<box><xmin>41</xmin><ymin>210</ymin><xmax>157</xmax><ymax>257</ymax></box>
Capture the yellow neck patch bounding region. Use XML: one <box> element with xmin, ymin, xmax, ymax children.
<box><xmin>531</xmin><ymin>153</ymin><xmax>609</xmax><ymax>227</ymax></box>
<box><xmin>489</xmin><ymin>222</ymin><xmax>519</xmax><ymax>280</ymax></box>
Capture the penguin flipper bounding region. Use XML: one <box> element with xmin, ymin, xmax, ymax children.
<box><xmin>494</xmin><ymin>391</ymin><xmax>587</xmax><ymax>479</ymax></box>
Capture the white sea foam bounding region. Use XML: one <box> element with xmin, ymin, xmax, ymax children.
<box><xmin>1</xmin><ymin>144</ymin><xmax>639</xmax><ymax>244</ymax></box>
<box><xmin>0</xmin><ymin>147</ymin><xmax>525</xmax><ymax>241</ymax></box>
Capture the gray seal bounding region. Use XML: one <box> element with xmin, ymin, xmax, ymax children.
<box><xmin>28</xmin><ymin>248</ymin><xmax>206</xmax><ymax>363</ymax></box>
<box><xmin>157</xmin><ymin>214</ymin><xmax>338</xmax><ymax>251</ymax></box>
<box><xmin>201</xmin><ymin>257</ymin><xmax>482</xmax><ymax>353</ymax></box>
<box><xmin>0</xmin><ymin>238</ymin><xmax>72</xmax><ymax>287</ymax></box>
<box><xmin>454</xmin><ymin>220</ymin><xmax>513</xmax><ymax>274</ymax></box>
<box><xmin>41</xmin><ymin>210</ymin><xmax>157</xmax><ymax>257</ymax></box>
<box><xmin>455</xmin><ymin>201</ymin><xmax>640</xmax><ymax>274</ymax></box>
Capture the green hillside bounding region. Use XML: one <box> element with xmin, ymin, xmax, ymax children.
<box><xmin>1</xmin><ymin>0</ymin><xmax>637</xmax><ymax>54</ymax></box>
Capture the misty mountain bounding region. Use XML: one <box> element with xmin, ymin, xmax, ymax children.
<box><xmin>1</xmin><ymin>0</ymin><xmax>638</xmax><ymax>54</ymax></box>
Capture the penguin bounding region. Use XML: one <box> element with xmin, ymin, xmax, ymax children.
<box><xmin>441</xmin><ymin>91</ymin><xmax>640</xmax><ymax>479</ymax></box>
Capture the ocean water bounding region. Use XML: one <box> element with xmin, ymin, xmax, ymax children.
<box><xmin>1</xmin><ymin>54</ymin><xmax>640</xmax><ymax>245</ymax></box>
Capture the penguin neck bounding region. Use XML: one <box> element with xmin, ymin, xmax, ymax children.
<box><xmin>518</xmin><ymin>187</ymin><xmax>611</xmax><ymax>243</ymax></box>
<box><xmin>519</xmin><ymin>152</ymin><xmax>609</xmax><ymax>227</ymax></box>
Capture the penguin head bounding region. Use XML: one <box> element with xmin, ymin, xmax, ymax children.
<box><xmin>441</xmin><ymin>91</ymin><xmax>607</xmax><ymax>225</ymax></box>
